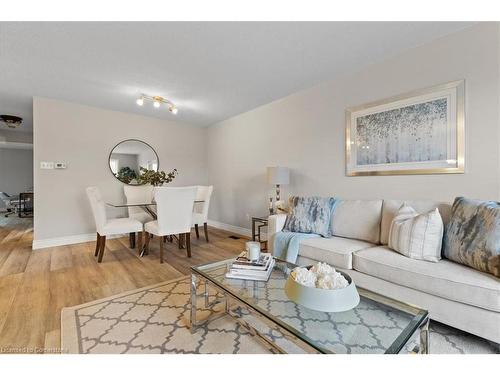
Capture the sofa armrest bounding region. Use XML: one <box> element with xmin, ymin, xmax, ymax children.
<box><xmin>268</xmin><ymin>214</ymin><xmax>287</xmax><ymax>254</ymax></box>
<box><xmin>268</xmin><ymin>214</ymin><xmax>287</xmax><ymax>235</ymax></box>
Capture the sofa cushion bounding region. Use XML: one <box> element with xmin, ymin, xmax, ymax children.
<box><xmin>331</xmin><ymin>199</ymin><xmax>382</xmax><ymax>244</ymax></box>
<box><xmin>298</xmin><ymin>236</ymin><xmax>376</xmax><ymax>269</ymax></box>
<box><xmin>380</xmin><ymin>200</ymin><xmax>452</xmax><ymax>245</ymax></box>
<box><xmin>353</xmin><ymin>246</ymin><xmax>500</xmax><ymax>312</ymax></box>
<box><xmin>388</xmin><ymin>205</ymin><xmax>443</xmax><ymax>262</ymax></box>
<box><xmin>284</xmin><ymin>196</ymin><xmax>337</xmax><ymax>237</ymax></box>
<box><xmin>443</xmin><ymin>197</ymin><xmax>500</xmax><ymax>277</ymax></box>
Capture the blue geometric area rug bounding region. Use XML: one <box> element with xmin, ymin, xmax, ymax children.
<box><xmin>61</xmin><ymin>276</ymin><xmax>499</xmax><ymax>354</ymax></box>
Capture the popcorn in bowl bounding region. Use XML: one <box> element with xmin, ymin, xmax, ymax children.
<box><xmin>290</xmin><ymin>262</ymin><xmax>349</xmax><ymax>290</ymax></box>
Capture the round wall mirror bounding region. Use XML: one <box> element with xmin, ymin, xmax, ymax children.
<box><xmin>109</xmin><ymin>139</ymin><xmax>159</xmax><ymax>185</ymax></box>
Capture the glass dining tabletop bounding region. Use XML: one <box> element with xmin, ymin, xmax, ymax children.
<box><xmin>107</xmin><ymin>200</ymin><xmax>204</xmax><ymax>208</ymax></box>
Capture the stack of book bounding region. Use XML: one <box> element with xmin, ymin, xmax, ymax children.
<box><xmin>226</xmin><ymin>252</ymin><xmax>275</xmax><ymax>281</ymax></box>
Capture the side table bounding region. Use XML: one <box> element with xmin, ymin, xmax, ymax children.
<box><xmin>251</xmin><ymin>216</ymin><xmax>268</xmax><ymax>251</ymax></box>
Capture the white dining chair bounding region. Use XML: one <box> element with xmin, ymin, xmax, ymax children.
<box><xmin>192</xmin><ymin>185</ymin><xmax>213</xmax><ymax>242</ymax></box>
<box><xmin>86</xmin><ymin>186</ymin><xmax>143</xmax><ymax>263</ymax></box>
<box><xmin>123</xmin><ymin>184</ymin><xmax>154</xmax><ymax>249</ymax></box>
<box><xmin>144</xmin><ymin>186</ymin><xmax>197</xmax><ymax>263</ymax></box>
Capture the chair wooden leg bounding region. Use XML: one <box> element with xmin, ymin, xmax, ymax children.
<box><xmin>129</xmin><ymin>232</ymin><xmax>136</xmax><ymax>249</ymax></box>
<box><xmin>137</xmin><ymin>231</ymin><xmax>143</xmax><ymax>255</ymax></box>
<box><xmin>194</xmin><ymin>224</ymin><xmax>200</xmax><ymax>239</ymax></box>
<box><xmin>168</xmin><ymin>235</ymin><xmax>173</xmax><ymax>242</ymax></box>
<box><xmin>144</xmin><ymin>232</ymin><xmax>151</xmax><ymax>255</ymax></box>
<box><xmin>163</xmin><ymin>235</ymin><xmax>167</xmax><ymax>243</ymax></box>
<box><xmin>97</xmin><ymin>236</ymin><xmax>106</xmax><ymax>263</ymax></box>
<box><xmin>203</xmin><ymin>222</ymin><xmax>209</xmax><ymax>242</ymax></box>
<box><xmin>94</xmin><ymin>233</ymin><xmax>101</xmax><ymax>256</ymax></box>
<box><xmin>178</xmin><ymin>233</ymin><xmax>184</xmax><ymax>249</ymax></box>
<box><xmin>186</xmin><ymin>232</ymin><xmax>191</xmax><ymax>257</ymax></box>
<box><xmin>160</xmin><ymin>236</ymin><xmax>164</xmax><ymax>263</ymax></box>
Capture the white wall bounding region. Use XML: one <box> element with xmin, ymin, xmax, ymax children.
<box><xmin>33</xmin><ymin>97</ymin><xmax>207</xmax><ymax>243</ymax></box>
<box><xmin>0</xmin><ymin>148</ymin><xmax>33</xmax><ymax>210</ymax></box>
<box><xmin>207</xmin><ymin>23</ymin><xmax>500</xmax><ymax>229</ymax></box>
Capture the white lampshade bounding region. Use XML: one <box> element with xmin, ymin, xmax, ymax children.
<box><xmin>267</xmin><ymin>166</ymin><xmax>290</xmax><ymax>185</ymax></box>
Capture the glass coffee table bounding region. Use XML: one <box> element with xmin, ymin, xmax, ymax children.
<box><xmin>190</xmin><ymin>257</ymin><xmax>430</xmax><ymax>354</ymax></box>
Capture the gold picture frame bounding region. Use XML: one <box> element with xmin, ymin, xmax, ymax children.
<box><xmin>345</xmin><ymin>80</ymin><xmax>465</xmax><ymax>176</ymax></box>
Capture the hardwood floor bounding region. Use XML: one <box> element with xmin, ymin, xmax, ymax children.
<box><xmin>0</xmin><ymin>216</ymin><xmax>247</xmax><ymax>353</ymax></box>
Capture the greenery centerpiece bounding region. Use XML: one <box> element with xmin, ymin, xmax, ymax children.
<box><xmin>137</xmin><ymin>167</ymin><xmax>178</xmax><ymax>186</ymax></box>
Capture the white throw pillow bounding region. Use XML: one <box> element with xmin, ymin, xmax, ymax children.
<box><xmin>388</xmin><ymin>204</ymin><xmax>444</xmax><ymax>262</ymax></box>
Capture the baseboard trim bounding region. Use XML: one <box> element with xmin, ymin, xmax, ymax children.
<box><xmin>32</xmin><ymin>221</ymin><xmax>250</xmax><ymax>250</ymax></box>
<box><xmin>32</xmin><ymin>233</ymin><xmax>126</xmax><ymax>250</ymax></box>
<box><xmin>207</xmin><ymin>220</ymin><xmax>252</xmax><ymax>238</ymax></box>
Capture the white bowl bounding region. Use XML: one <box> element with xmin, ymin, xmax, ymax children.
<box><xmin>284</xmin><ymin>268</ymin><xmax>360</xmax><ymax>312</ymax></box>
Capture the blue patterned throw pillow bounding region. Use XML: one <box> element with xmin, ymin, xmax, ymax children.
<box><xmin>443</xmin><ymin>197</ymin><xmax>500</xmax><ymax>277</ymax></box>
<box><xmin>283</xmin><ymin>196</ymin><xmax>337</xmax><ymax>237</ymax></box>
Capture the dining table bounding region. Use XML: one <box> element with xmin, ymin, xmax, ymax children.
<box><xmin>106</xmin><ymin>200</ymin><xmax>204</xmax><ymax>257</ymax></box>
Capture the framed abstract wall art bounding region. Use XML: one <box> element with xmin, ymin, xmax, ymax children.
<box><xmin>345</xmin><ymin>80</ymin><xmax>465</xmax><ymax>176</ymax></box>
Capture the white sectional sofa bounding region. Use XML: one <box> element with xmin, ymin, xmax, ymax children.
<box><xmin>268</xmin><ymin>199</ymin><xmax>500</xmax><ymax>344</ymax></box>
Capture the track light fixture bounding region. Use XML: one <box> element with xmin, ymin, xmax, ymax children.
<box><xmin>136</xmin><ymin>94</ymin><xmax>178</xmax><ymax>114</ymax></box>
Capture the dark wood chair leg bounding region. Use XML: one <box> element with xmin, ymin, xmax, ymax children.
<box><xmin>168</xmin><ymin>235</ymin><xmax>173</xmax><ymax>242</ymax></box>
<box><xmin>144</xmin><ymin>232</ymin><xmax>151</xmax><ymax>255</ymax></box>
<box><xmin>160</xmin><ymin>236</ymin><xmax>164</xmax><ymax>263</ymax></box>
<box><xmin>203</xmin><ymin>222</ymin><xmax>209</xmax><ymax>242</ymax></box>
<box><xmin>94</xmin><ymin>233</ymin><xmax>101</xmax><ymax>256</ymax></box>
<box><xmin>178</xmin><ymin>233</ymin><xmax>184</xmax><ymax>249</ymax></box>
<box><xmin>186</xmin><ymin>232</ymin><xmax>191</xmax><ymax>257</ymax></box>
<box><xmin>163</xmin><ymin>235</ymin><xmax>167</xmax><ymax>243</ymax></box>
<box><xmin>137</xmin><ymin>231</ymin><xmax>143</xmax><ymax>255</ymax></box>
<box><xmin>97</xmin><ymin>236</ymin><xmax>106</xmax><ymax>263</ymax></box>
<box><xmin>129</xmin><ymin>232</ymin><xmax>136</xmax><ymax>249</ymax></box>
<box><xmin>194</xmin><ymin>224</ymin><xmax>200</xmax><ymax>239</ymax></box>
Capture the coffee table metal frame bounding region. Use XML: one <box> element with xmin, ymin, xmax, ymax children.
<box><xmin>190</xmin><ymin>258</ymin><xmax>429</xmax><ymax>354</ymax></box>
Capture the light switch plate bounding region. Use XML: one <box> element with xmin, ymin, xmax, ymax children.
<box><xmin>40</xmin><ymin>161</ymin><xmax>54</xmax><ymax>169</ymax></box>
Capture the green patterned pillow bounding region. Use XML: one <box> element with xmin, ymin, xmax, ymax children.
<box><xmin>283</xmin><ymin>196</ymin><xmax>337</xmax><ymax>237</ymax></box>
<box><xmin>443</xmin><ymin>197</ymin><xmax>500</xmax><ymax>277</ymax></box>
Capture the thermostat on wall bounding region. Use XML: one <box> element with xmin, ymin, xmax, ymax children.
<box><xmin>54</xmin><ymin>162</ymin><xmax>67</xmax><ymax>169</ymax></box>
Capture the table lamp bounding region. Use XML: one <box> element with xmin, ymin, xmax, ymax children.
<box><xmin>267</xmin><ymin>166</ymin><xmax>290</xmax><ymax>213</ymax></box>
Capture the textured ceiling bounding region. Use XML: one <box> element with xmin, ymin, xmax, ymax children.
<box><xmin>0</xmin><ymin>22</ymin><xmax>474</xmax><ymax>132</ymax></box>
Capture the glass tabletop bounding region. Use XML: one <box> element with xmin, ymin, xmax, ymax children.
<box><xmin>252</xmin><ymin>216</ymin><xmax>269</xmax><ymax>221</ymax></box>
<box><xmin>107</xmin><ymin>200</ymin><xmax>204</xmax><ymax>208</ymax></box>
<box><xmin>107</xmin><ymin>202</ymin><xmax>156</xmax><ymax>208</ymax></box>
<box><xmin>192</xmin><ymin>257</ymin><xmax>428</xmax><ymax>354</ymax></box>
